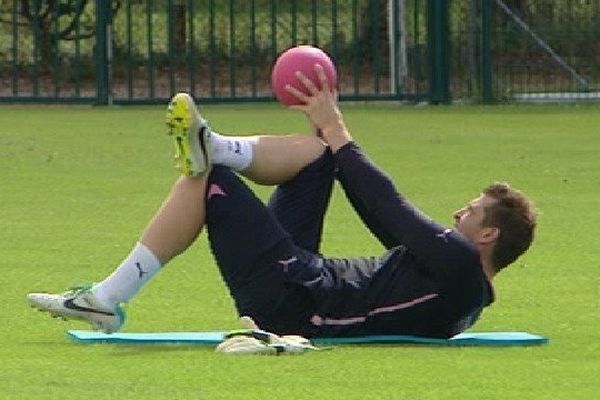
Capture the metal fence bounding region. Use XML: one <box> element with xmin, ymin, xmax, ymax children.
<box><xmin>0</xmin><ymin>0</ymin><xmax>428</xmax><ymax>104</ymax></box>
<box><xmin>0</xmin><ymin>0</ymin><xmax>598</xmax><ymax>104</ymax></box>
<box><xmin>451</xmin><ymin>0</ymin><xmax>600</xmax><ymax>102</ymax></box>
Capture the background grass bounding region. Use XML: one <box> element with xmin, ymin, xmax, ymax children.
<box><xmin>1</xmin><ymin>103</ymin><xmax>599</xmax><ymax>399</ymax></box>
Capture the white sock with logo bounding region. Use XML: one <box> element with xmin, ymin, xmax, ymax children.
<box><xmin>209</xmin><ymin>132</ymin><xmax>256</xmax><ymax>171</ymax></box>
<box><xmin>92</xmin><ymin>242</ymin><xmax>162</xmax><ymax>306</ymax></box>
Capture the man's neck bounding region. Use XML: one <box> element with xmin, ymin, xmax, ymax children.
<box><xmin>480</xmin><ymin>259</ymin><xmax>496</xmax><ymax>282</ymax></box>
<box><xmin>478</xmin><ymin>247</ymin><xmax>496</xmax><ymax>281</ymax></box>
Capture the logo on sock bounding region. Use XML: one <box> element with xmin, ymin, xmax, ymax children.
<box><xmin>135</xmin><ymin>262</ymin><xmax>148</xmax><ymax>279</ymax></box>
<box><xmin>234</xmin><ymin>141</ymin><xmax>241</xmax><ymax>155</ymax></box>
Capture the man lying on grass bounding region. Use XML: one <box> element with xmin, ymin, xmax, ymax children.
<box><xmin>28</xmin><ymin>66</ymin><xmax>537</xmax><ymax>340</ymax></box>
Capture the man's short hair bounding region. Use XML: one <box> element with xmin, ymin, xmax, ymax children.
<box><xmin>482</xmin><ymin>182</ymin><xmax>537</xmax><ymax>272</ymax></box>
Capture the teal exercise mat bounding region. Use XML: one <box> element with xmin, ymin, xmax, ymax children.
<box><xmin>67</xmin><ymin>330</ymin><xmax>548</xmax><ymax>347</ymax></box>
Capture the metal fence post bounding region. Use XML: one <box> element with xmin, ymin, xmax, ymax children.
<box><xmin>95</xmin><ymin>0</ymin><xmax>110</xmax><ymax>105</ymax></box>
<box><xmin>427</xmin><ymin>0</ymin><xmax>450</xmax><ymax>104</ymax></box>
<box><xmin>388</xmin><ymin>0</ymin><xmax>402</xmax><ymax>98</ymax></box>
<box><xmin>480</xmin><ymin>0</ymin><xmax>494</xmax><ymax>102</ymax></box>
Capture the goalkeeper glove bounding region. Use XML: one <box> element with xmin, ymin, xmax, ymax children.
<box><xmin>215</xmin><ymin>317</ymin><xmax>320</xmax><ymax>355</ymax></box>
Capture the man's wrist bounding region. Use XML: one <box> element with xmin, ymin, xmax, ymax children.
<box><xmin>321</xmin><ymin>121</ymin><xmax>352</xmax><ymax>153</ymax></box>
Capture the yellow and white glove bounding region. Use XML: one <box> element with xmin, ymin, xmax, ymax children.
<box><xmin>215</xmin><ymin>316</ymin><xmax>320</xmax><ymax>355</ymax></box>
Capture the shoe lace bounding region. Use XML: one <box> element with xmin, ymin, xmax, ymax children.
<box><xmin>63</xmin><ymin>283</ymin><xmax>94</xmax><ymax>296</ymax></box>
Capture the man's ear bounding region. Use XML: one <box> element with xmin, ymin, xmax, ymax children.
<box><xmin>479</xmin><ymin>226</ymin><xmax>499</xmax><ymax>244</ymax></box>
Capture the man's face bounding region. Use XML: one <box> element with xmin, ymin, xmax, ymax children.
<box><xmin>453</xmin><ymin>194</ymin><xmax>498</xmax><ymax>244</ymax></box>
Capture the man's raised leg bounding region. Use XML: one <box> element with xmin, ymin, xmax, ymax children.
<box><xmin>165</xmin><ymin>92</ymin><xmax>328</xmax><ymax>185</ymax></box>
<box><xmin>240</xmin><ymin>135</ymin><xmax>326</xmax><ymax>185</ymax></box>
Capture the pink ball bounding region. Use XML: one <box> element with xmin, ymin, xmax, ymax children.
<box><xmin>271</xmin><ymin>45</ymin><xmax>337</xmax><ymax>106</ymax></box>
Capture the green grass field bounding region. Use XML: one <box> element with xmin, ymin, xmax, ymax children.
<box><xmin>1</xmin><ymin>103</ymin><xmax>599</xmax><ymax>399</ymax></box>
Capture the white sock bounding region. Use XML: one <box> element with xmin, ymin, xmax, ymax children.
<box><xmin>209</xmin><ymin>132</ymin><xmax>256</xmax><ymax>171</ymax></box>
<box><xmin>92</xmin><ymin>242</ymin><xmax>162</xmax><ymax>306</ymax></box>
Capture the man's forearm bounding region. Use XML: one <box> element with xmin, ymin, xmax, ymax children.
<box><xmin>334</xmin><ymin>143</ymin><xmax>445</xmax><ymax>252</ymax></box>
<box><xmin>334</xmin><ymin>142</ymin><xmax>404</xmax><ymax>248</ymax></box>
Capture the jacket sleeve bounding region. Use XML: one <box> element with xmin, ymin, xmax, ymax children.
<box><xmin>334</xmin><ymin>142</ymin><xmax>473</xmax><ymax>268</ymax></box>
